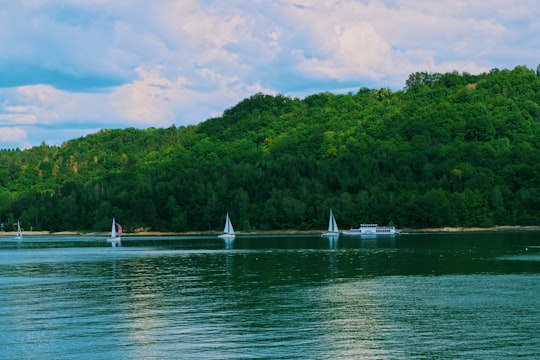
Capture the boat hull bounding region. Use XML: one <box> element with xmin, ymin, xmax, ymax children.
<box><xmin>342</xmin><ymin>224</ymin><xmax>399</xmax><ymax>236</ymax></box>
<box><xmin>342</xmin><ymin>226</ymin><xmax>399</xmax><ymax>236</ymax></box>
<box><xmin>321</xmin><ymin>232</ymin><xmax>339</xmax><ymax>238</ymax></box>
<box><xmin>107</xmin><ymin>238</ymin><xmax>122</xmax><ymax>247</ymax></box>
<box><xmin>342</xmin><ymin>231</ymin><xmax>397</xmax><ymax>236</ymax></box>
<box><xmin>218</xmin><ymin>234</ymin><xmax>235</xmax><ymax>240</ymax></box>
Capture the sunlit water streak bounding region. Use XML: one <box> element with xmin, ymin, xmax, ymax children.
<box><xmin>0</xmin><ymin>233</ymin><xmax>540</xmax><ymax>359</ymax></box>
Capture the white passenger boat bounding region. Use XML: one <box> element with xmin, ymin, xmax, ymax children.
<box><xmin>342</xmin><ymin>223</ymin><xmax>399</xmax><ymax>236</ymax></box>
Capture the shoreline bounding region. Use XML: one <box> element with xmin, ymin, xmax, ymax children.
<box><xmin>2</xmin><ymin>226</ymin><xmax>540</xmax><ymax>237</ymax></box>
<box><xmin>401</xmin><ymin>225</ymin><xmax>540</xmax><ymax>233</ymax></box>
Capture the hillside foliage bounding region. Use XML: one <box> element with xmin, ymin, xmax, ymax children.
<box><xmin>1</xmin><ymin>66</ymin><xmax>540</xmax><ymax>232</ymax></box>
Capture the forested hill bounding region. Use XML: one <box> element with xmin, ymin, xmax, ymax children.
<box><xmin>1</xmin><ymin>65</ymin><xmax>540</xmax><ymax>233</ymax></box>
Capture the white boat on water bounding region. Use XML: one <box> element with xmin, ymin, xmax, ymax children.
<box><xmin>106</xmin><ymin>218</ymin><xmax>122</xmax><ymax>247</ymax></box>
<box><xmin>321</xmin><ymin>209</ymin><xmax>339</xmax><ymax>238</ymax></box>
<box><xmin>218</xmin><ymin>212</ymin><xmax>235</xmax><ymax>240</ymax></box>
<box><xmin>342</xmin><ymin>223</ymin><xmax>399</xmax><ymax>236</ymax></box>
<box><xmin>14</xmin><ymin>220</ymin><xmax>22</xmax><ymax>241</ymax></box>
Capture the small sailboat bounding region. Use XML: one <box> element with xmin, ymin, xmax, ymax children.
<box><xmin>106</xmin><ymin>218</ymin><xmax>122</xmax><ymax>247</ymax></box>
<box><xmin>321</xmin><ymin>209</ymin><xmax>339</xmax><ymax>238</ymax></box>
<box><xmin>14</xmin><ymin>220</ymin><xmax>22</xmax><ymax>241</ymax></box>
<box><xmin>218</xmin><ymin>212</ymin><xmax>235</xmax><ymax>240</ymax></box>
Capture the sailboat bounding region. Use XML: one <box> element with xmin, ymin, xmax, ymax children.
<box><xmin>106</xmin><ymin>218</ymin><xmax>122</xmax><ymax>247</ymax></box>
<box><xmin>321</xmin><ymin>209</ymin><xmax>339</xmax><ymax>238</ymax></box>
<box><xmin>14</xmin><ymin>220</ymin><xmax>22</xmax><ymax>241</ymax></box>
<box><xmin>218</xmin><ymin>212</ymin><xmax>235</xmax><ymax>240</ymax></box>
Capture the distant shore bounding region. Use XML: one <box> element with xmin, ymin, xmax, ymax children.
<box><xmin>400</xmin><ymin>225</ymin><xmax>540</xmax><ymax>233</ymax></box>
<box><xmin>2</xmin><ymin>225</ymin><xmax>540</xmax><ymax>237</ymax></box>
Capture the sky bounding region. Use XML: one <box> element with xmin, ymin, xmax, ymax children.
<box><xmin>1</xmin><ymin>0</ymin><xmax>539</xmax><ymax>149</ymax></box>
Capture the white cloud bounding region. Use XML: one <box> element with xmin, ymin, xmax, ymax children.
<box><xmin>1</xmin><ymin>0</ymin><xmax>540</xmax><ymax>148</ymax></box>
<box><xmin>281</xmin><ymin>0</ymin><xmax>540</xmax><ymax>86</ymax></box>
<box><xmin>111</xmin><ymin>65</ymin><xmax>189</xmax><ymax>126</ymax></box>
<box><xmin>297</xmin><ymin>22</ymin><xmax>393</xmax><ymax>80</ymax></box>
<box><xmin>0</xmin><ymin>85</ymin><xmax>115</xmax><ymax>126</ymax></box>
<box><xmin>0</xmin><ymin>127</ymin><xmax>28</xmax><ymax>148</ymax></box>
<box><xmin>0</xmin><ymin>113</ymin><xmax>37</xmax><ymax>126</ymax></box>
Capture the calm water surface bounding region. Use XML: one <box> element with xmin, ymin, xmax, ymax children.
<box><xmin>1</xmin><ymin>232</ymin><xmax>540</xmax><ymax>359</ymax></box>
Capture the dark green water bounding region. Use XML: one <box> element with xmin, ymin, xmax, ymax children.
<box><xmin>1</xmin><ymin>232</ymin><xmax>540</xmax><ymax>359</ymax></box>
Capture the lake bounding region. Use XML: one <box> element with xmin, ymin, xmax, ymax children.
<box><xmin>1</xmin><ymin>232</ymin><xmax>540</xmax><ymax>359</ymax></box>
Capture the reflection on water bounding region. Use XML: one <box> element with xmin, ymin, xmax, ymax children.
<box><xmin>0</xmin><ymin>232</ymin><xmax>540</xmax><ymax>358</ymax></box>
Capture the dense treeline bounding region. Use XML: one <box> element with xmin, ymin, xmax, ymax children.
<box><xmin>1</xmin><ymin>65</ymin><xmax>540</xmax><ymax>233</ymax></box>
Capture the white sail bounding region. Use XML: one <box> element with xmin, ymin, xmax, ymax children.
<box><xmin>111</xmin><ymin>218</ymin><xmax>117</xmax><ymax>238</ymax></box>
<box><xmin>328</xmin><ymin>209</ymin><xmax>338</xmax><ymax>233</ymax></box>
<box><xmin>107</xmin><ymin>218</ymin><xmax>122</xmax><ymax>247</ymax></box>
<box><xmin>223</xmin><ymin>212</ymin><xmax>234</xmax><ymax>234</ymax></box>
<box><xmin>322</xmin><ymin>209</ymin><xmax>339</xmax><ymax>237</ymax></box>
<box><xmin>219</xmin><ymin>212</ymin><xmax>235</xmax><ymax>239</ymax></box>
<box><xmin>14</xmin><ymin>220</ymin><xmax>22</xmax><ymax>241</ymax></box>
